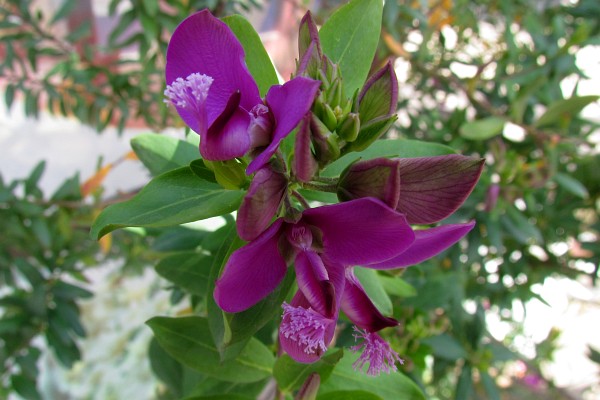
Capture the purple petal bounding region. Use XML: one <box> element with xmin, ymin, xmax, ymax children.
<box><xmin>201</xmin><ymin>91</ymin><xmax>251</xmax><ymax>160</ymax></box>
<box><xmin>295</xmin><ymin>251</ymin><xmax>336</xmax><ymax>317</ymax></box>
<box><xmin>367</xmin><ymin>221</ymin><xmax>475</xmax><ymax>269</ymax></box>
<box><xmin>301</xmin><ymin>198</ymin><xmax>415</xmax><ymax>266</ymax></box>
<box><xmin>236</xmin><ymin>166</ymin><xmax>287</xmax><ymax>241</ymax></box>
<box><xmin>213</xmin><ymin>220</ymin><xmax>286</xmax><ymax>313</ymax></box>
<box><xmin>279</xmin><ymin>291</ymin><xmax>337</xmax><ymax>363</ymax></box>
<box><xmin>293</xmin><ymin>114</ymin><xmax>318</xmax><ymax>182</ymax></box>
<box><xmin>341</xmin><ymin>269</ymin><xmax>398</xmax><ymax>332</ymax></box>
<box><xmin>247</xmin><ymin>77</ymin><xmax>320</xmax><ymax>174</ymax></box>
<box><xmin>396</xmin><ymin>155</ymin><xmax>485</xmax><ymax>224</ymax></box>
<box><xmin>166</xmin><ymin>10</ymin><xmax>261</xmax><ymax>132</ymax></box>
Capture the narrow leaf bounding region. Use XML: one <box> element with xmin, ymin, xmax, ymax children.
<box><xmin>91</xmin><ymin>167</ymin><xmax>244</xmax><ymax>239</ymax></box>
<box><xmin>554</xmin><ymin>172</ymin><xmax>589</xmax><ymax>199</ymax></box>
<box><xmin>459</xmin><ymin>117</ymin><xmax>505</xmax><ymax>141</ymax></box>
<box><xmin>535</xmin><ymin>95</ymin><xmax>599</xmax><ymax>127</ymax></box>
<box><xmin>320</xmin><ymin>0</ymin><xmax>384</xmax><ymax>97</ymax></box>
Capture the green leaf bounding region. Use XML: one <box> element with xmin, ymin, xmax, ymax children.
<box><xmin>535</xmin><ymin>95</ymin><xmax>599</xmax><ymax>127</ymax></box>
<box><xmin>149</xmin><ymin>338</ymin><xmax>183</xmax><ymax>398</ymax></box>
<box><xmin>459</xmin><ymin>117</ymin><xmax>505</xmax><ymax>140</ymax></box>
<box><xmin>11</xmin><ymin>374</ymin><xmax>41</xmax><ymax>400</ymax></box>
<box><xmin>155</xmin><ymin>252</ymin><xmax>212</xmax><ymax>296</ymax></box>
<box><xmin>422</xmin><ymin>334</ymin><xmax>467</xmax><ymax>361</ymax></box>
<box><xmin>222</xmin><ymin>15</ymin><xmax>278</xmax><ymax>97</ymax></box>
<box><xmin>480</xmin><ymin>371</ymin><xmax>500</xmax><ymax>400</ymax></box>
<box><xmin>501</xmin><ymin>206</ymin><xmax>543</xmax><ymax>245</ymax></box>
<box><xmin>379</xmin><ymin>276</ymin><xmax>416</xmax><ymax>298</ymax></box>
<box><xmin>318</xmin><ymin>353</ymin><xmax>425</xmax><ymax>399</ymax></box>
<box><xmin>324</xmin><ymin>139</ymin><xmax>455</xmax><ymax>177</ymax></box>
<box><xmin>5</xmin><ymin>84</ymin><xmax>15</xmax><ymax>109</ymax></box>
<box><xmin>90</xmin><ymin>167</ymin><xmax>244</xmax><ymax>239</ymax></box>
<box><xmin>131</xmin><ymin>134</ymin><xmax>200</xmax><ymax>176</ymax></box>
<box><xmin>274</xmin><ymin>349</ymin><xmax>344</xmax><ymax>394</ymax></box>
<box><xmin>454</xmin><ymin>365</ymin><xmax>473</xmax><ymax>400</ymax></box>
<box><xmin>319</xmin><ymin>391</ymin><xmax>383</xmax><ymax>400</ymax></box>
<box><xmin>50</xmin><ymin>0</ymin><xmax>76</xmax><ymax>25</ymax></box>
<box><xmin>184</xmin><ymin>376</ymin><xmax>267</xmax><ymax>399</ymax></box>
<box><xmin>147</xmin><ymin>316</ymin><xmax>274</xmax><ymax>383</ymax></box>
<box><xmin>354</xmin><ymin>269</ymin><xmax>392</xmax><ymax>315</ymax></box>
<box><xmin>320</xmin><ymin>0</ymin><xmax>384</xmax><ymax>97</ymax></box>
<box><xmin>554</xmin><ymin>172</ymin><xmax>589</xmax><ymax>199</ymax></box>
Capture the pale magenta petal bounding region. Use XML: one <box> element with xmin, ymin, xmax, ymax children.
<box><xmin>295</xmin><ymin>251</ymin><xmax>335</xmax><ymax>317</ymax></box>
<box><xmin>341</xmin><ymin>269</ymin><xmax>398</xmax><ymax>332</ymax></box>
<box><xmin>301</xmin><ymin>198</ymin><xmax>415</xmax><ymax>266</ymax></box>
<box><xmin>201</xmin><ymin>96</ymin><xmax>251</xmax><ymax>160</ymax></box>
<box><xmin>367</xmin><ymin>222</ymin><xmax>475</xmax><ymax>269</ymax></box>
<box><xmin>247</xmin><ymin>77</ymin><xmax>320</xmax><ymax>174</ymax></box>
<box><xmin>213</xmin><ymin>220</ymin><xmax>286</xmax><ymax>312</ymax></box>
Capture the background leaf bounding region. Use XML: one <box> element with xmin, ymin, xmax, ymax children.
<box><xmin>459</xmin><ymin>117</ymin><xmax>505</xmax><ymax>140</ymax></box>
<box><xmin>222</xmin><ymin>15</ymin><xmax>279</xmax><ymax>96</ymax></box>
<box><xmin>535</xmin><ymin>95</ymin><xmax>599</xmax><ymax>127</ymax></box>
<box><xmin>320</xmin><ymin>0</ymin><xmax>384</xmax><ymax>97</ymax></box>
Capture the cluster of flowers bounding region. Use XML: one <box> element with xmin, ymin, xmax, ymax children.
<box><xmin>164</xmin><ymin>10</ymin><xmax>484</xmax><ymax>376</ymax></box>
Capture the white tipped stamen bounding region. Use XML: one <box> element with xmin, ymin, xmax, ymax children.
<box><xmin>350</xmin><ymin>327</ymin><xmax>404</xmax><ymax>376</ymax></box>
<box><xmin>164</xmin><ymin>73</ymin><xmax>213</xmax><ymax>110</ymax></box>
<box><xmin>280</xmin><ymin>303</ymin><xmax>331</xmax><ymax>355</ymax></box>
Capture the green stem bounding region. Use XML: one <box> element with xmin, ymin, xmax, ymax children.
<box><xmin>301</xmin><ymin>181</ymin><xmax>338</xmax><ymax>193</ymax></box>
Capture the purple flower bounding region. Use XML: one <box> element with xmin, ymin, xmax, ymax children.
<box><xmin>164</xmin><ymin>10</ymin><xmax>320</xmax><ymax>174</ymax></box>
<box><xmin>213</xmin><ymin>197</ymin><xmax>475</xmax><ymax>369</ymax></box>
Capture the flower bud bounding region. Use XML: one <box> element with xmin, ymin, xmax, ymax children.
<box><xmin>311</xmin><ymin>115</ymin><xmax>340</xmax><ymax>165</ymax></box>
<box><xmin>337</xmin><ymin>112</ymin><xmax>360</xmax><ymax>142</ymax></box>
<box><xmin>322</xmin><ymin>103</ymin><xmax>338</xmax><ymax>132</ymax></box>
<box><xmin>298</xmin><ymin>11</ymin><xmax>321</xmax><ymax>61</ymax></box>
<box><xmin>295</xmin><ymin>373</ymin><xmax>320</xmax><ymax>400</ymax></box>
<box><xmin>338</xmin><ymin>158</ymin><xmax>400</xmax><ymax>209</ymax></box>
<box><xmin>293</xmin><ymin>114</ymin><xmax>318</xmax><ymax>182</ymax></box>
<box><xmin>357</xmin><ymin>60</ymin><xmax>398</xmax><ymax>124</ymax></box>
<box><xmin>346</xmin><ymin>114</ymin><xmax>397</xmax><ymax>153</ymax></box>
<box><xmin>204</xmin><ymin>159</ymin><xmax>248</xmax><ymax>190</ymax></box>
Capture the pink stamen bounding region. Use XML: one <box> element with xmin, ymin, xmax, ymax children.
<box><xmin>350</xmin><ymin>327</ymin><xmax>404</xmax><ymax>376</ymax></box>
<box><xmin>280</xmin><ymin>303</ymin><xmax>332</xmax><ymax>355</ymax></box>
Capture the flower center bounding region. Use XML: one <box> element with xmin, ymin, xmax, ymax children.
<box><xmin>350</xmin><ymin>327</ymin><xmax>404</xmax><ymax>376</ymax></box>
<box><xmin>248</xmin><ymin>104</ymin><xmax>272</xmax><ymax>148</ymax></box>
<box><xmin>280</xmin><ymin>303</ymin><xmax>332</xmax><ymax>355</ymax></box>
<box><xmin>286</xmin><ymin>224</ymin><xmax>313</xmax><ymax>250</ymax></box>
<box><xmin>164</xmin><ymin>73</ymin><xmax>213</xmax><ymax>115</ymax></box>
